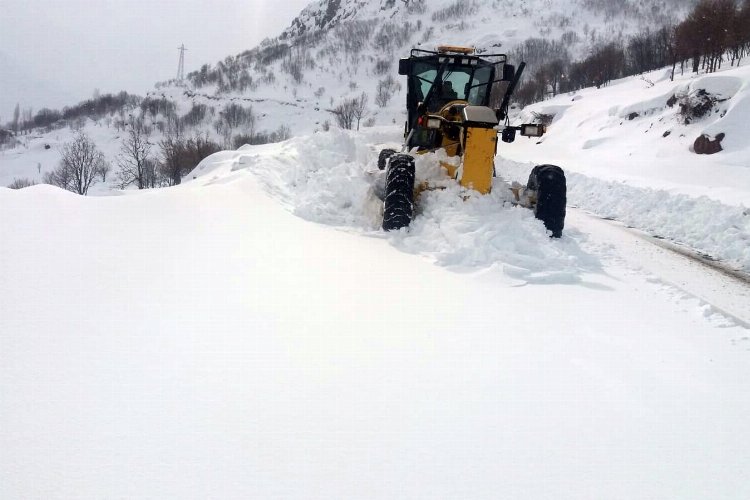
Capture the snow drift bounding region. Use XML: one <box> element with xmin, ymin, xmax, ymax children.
<box><xmin>3</xmin><ymin>126</ymin><xmax>750</xmax><ymax>499</ymax></box>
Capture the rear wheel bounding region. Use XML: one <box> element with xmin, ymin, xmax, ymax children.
<box><xmin>382</xmin><ymin>154</ymin><xmax>415</xmax><ymax>231</ymax></box>
<box><xmin>528</xmin><ymin>164</ymin><xmax>566</xmax><ymax>238</ymax></box>
<box><xmin>378</xmin><ymin>148</ymin><xmax>396</xmax><ymax>170</ymax></box>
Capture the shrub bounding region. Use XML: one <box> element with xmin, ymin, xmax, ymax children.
<box><xmin>405</xmin><ymin>0</ymin><xmax>426</xmax><ymax>14</ymax></box>
<box><xmin>431</xmin><ymin>0</ymin><xmax>478</xmax><ymax>22</ymax></box>
<box><xmin>158</xmin><ymin>134</ymin><xmax>222</xmax><ymax>186</ymax></box>
<box><xmin>375</xmin><ymin>75</ymin><xmax>401</xmax><ymax>107</ymax></box>
<box><xmin>232</xmin><ymin>125</ymin><xmax>292</xmax><ymax>148</ymax></box>
<box><xmin>678</xmin><ymin>89</ymin><xmax>723</xmax><ymax>124</ymax></box>
<box><xmin>7</xmin><ymin>178</ymin><xmax>36</xmax><ymax>189</ymax></box>
<box><xmin>373</xmin><ymin>59</ymin><xmax>392</xmax><ymax>76</ymax></box>
<box><xmin>181</xmin><ymin>104</ymin><xmax>208</xmax><ymax>128</ymax></box>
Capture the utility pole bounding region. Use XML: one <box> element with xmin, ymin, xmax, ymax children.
<box><xmin>177</xmin><ymin>44</ymin><xmax>188</xmax><ymax>81</ymax></box>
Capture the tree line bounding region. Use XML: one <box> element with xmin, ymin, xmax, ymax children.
<box><xmin>516</xmin><ymin>0</ymin><xmax>750</xmax><ymax>105</ymax></box>
<box><xmin>34</xmin><ymin>122</ymin><xmax>223</xmax><ymax>195</ymax></box>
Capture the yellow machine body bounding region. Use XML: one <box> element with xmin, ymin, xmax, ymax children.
<box><xmin>458</xmin><ymin>126</ymin><xmax>497</xmax><ymax>194</ymax></box>
<box><xmin>426</xmin><ymin>102</ymin><xmax>499</xmax><ymax>195</ymax></box>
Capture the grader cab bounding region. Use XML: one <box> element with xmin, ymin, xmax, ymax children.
<box><xmin>378</xmin><ymin>45</ymin><xmax>566</xmax><ymax>237</ymax></box>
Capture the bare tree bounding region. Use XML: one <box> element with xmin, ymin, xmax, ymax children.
<box><xmin>12</xmin><ymin>103</ymin><xmax>20</xmax><ymax>134</ymax></box>
<box><xmin>159</xmin><ymin>132</ymin><xmax>222</xmax><ymax>186</ymax></box>
<box><xmin>330</xmin><ymin>99</ymin><xmax>356</xmax><ymax>130</ymax></box>
<box><xmin>98</xmin><ymin>160</ymin><xmax>111</xmax><ymax>182</ymax></box>
<box><xmin>353</xmin><ymin>92</ymin><xmax>369</xmax><ymax>131</ymax></box>
<box><xmin>158</xmin><ymin>133</ymin><xmax>184</xmax><ymax>187</ymax></box>
<box><xmin>330</xmin><ymin>93</ymin><xmax>368</xmax><ymax>130</ymax></box>
<box><xmin>375</xmin><ymin>76</ymin><xmax>401</xmax><ymax>107</ymax></box>
<box><xmin>117</xmin><ymin>120</ymin><xmax>152</xmax><ymax>189</ymax></box>
<box><xmin>214</xmin><ymin>103</ymin><xmax>256</xmax><ymax>147</ymax></box>
<box><xmin>44</xmin><ymin>132</ymin><xmax>106</xmax><ymax>195</ymax></box>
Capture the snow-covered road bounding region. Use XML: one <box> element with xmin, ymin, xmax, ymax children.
<box><xmin>2</xmin><ymin>129</ymin><xmax>749</xmax><ymax>499</ymax></box>
<box><xmin>568</xmin><ymin>208</ymin><xmax>750</xmax><ymax>327</ymax></box>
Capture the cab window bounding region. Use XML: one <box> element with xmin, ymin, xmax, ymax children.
<box><xmin>412</xmin><ymin>62</ymin><xmax>438</xmax><ymax>101</ymax></box>
<box><xmin>467</xmin><ymin>66</ymin><xmax>492</xmax><ymax>105</ymax></box>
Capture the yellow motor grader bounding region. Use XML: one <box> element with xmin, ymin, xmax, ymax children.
<box><xmin>379</xmin><ymin>45</ymin><xmax>566</xmax><ymax>237</ymax></box>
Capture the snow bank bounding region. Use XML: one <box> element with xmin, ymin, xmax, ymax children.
<box><xmin>188</xmin><ymin>125</ymin><xmax>750</xmax><ymax>275</ymax></box>
<box><xmin>501</xmin><ymin>62</ymin><xmax>750</xmax><ymax>271</ymax></box>
<box><xmin>501</xmin><ymin>158</ymin><xmax>750</xmax><ymax>272</ymax></box>
<box><xmin>188</xmin><ymin>128</ymin><xmax>598</xmax><ymax>284</ymax></box>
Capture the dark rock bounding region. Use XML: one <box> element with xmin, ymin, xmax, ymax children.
<box><xmin>663</xmin><ymin>130</ymin><xmax>671</xmax><ymax>137</ymax></box>
<box><xmin>666</xmin><ymin>94</ymin><xmax>677</xmax><ymax>107</ymax></box>
<box><xmin>627</xmin><ymin>112</ymin><xmax>639</xmax><ymax>120</ymax></box>
<box><xmin>693</xmin><ymin>133</ymin><xmax>725</xmax><ymax>154</ymax></box>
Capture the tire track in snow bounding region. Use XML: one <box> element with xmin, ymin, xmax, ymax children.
<box><xmin>569</xmin><ymin>208</ymin><xmax>750</xmax><ymax>328</ymax></box>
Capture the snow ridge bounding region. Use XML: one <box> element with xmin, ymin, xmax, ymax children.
<box><xmin>189</xmin><ymin>127</ymin><xmax>601</xmax><ymax>284</ymax></box>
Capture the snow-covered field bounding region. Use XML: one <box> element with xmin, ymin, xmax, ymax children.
<box><xmin>2</xmin><ymin>1</ymin><xmax>750</xmax><ymax>494</ymax></box>
<box><xmin>2</xmin><ymin>126</ymin><xmax>750</xmax><ymax>499</ymax></box>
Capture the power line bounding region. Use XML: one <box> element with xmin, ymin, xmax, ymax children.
<box><xmin>177</xmin><ymin>44</ymin><xmax>188</xmax><ymax>81</ymax></box>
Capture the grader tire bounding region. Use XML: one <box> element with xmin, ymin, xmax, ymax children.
<box><xmin>382</xmin><ymin>154</ymin><xmax>415</xmax><ymax>231</ymax></box>
<box><xmin>528</xmin><ymin>164</ymin><xmax>566</xmax><ymax>238</ymax></box>
<box><xmin>378</xmin><ymin>148</ymin><xmax>397</xmax><ymax>170</ymax></box>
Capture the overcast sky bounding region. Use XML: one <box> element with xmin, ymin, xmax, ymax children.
<box><xmin>0</xmin><ymin>0</ymin><xmax>313</xmax><ymax>119</ymax></box>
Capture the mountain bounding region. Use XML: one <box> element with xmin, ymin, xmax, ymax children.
<box><xmin>152</xmin><ymin>0</ymin><xmax>697</xmax><ymax>137</ymax></box>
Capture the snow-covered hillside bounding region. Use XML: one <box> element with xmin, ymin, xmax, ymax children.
<box><xmin>2</xmin><ymin>126</ymin><xmax>750</xmax><ymax>499</ymax></box>
<box><xmin>161</xmin><ymin>0</ymin><xmax>694</xmax><ymax>135</ymax></box>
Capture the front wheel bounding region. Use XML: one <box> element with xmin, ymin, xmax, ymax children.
<box><xmin>528</xmin><ymin>164</ymin><xmax>566</xmax><ymax>238</ymax></box>
<box><xmin>378</xmin><ymin>148</ymin><xmax>396</xmax><ymax>170</ymax></box>
<box><xmin>382</xmin><ymin>153</ymin><xmax>415</xmax><ymax>231</ymax></box>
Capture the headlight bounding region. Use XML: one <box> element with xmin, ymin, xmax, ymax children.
<box><xmin>520</xmin><ymin>124</ymin><xmax>545</xmax><ymax>137</ymax></box>
<box><xmin>427</xmin><ymin>118</ymin><xmax>442</xmax><ymax>129</ymax></box>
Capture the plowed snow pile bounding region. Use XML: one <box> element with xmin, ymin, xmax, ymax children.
<box><xmin>188</xmin><ymin>126</ymin><xmax>750</xmax><ymax>273</ymax></box>
<box><xmin>187</xmin><ymin>127</ymin><xmax>597</xmax><ymax>283</ymax></box>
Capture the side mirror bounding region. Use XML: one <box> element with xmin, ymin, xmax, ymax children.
<box><xmin>502</xmin><ymin>64</ymin><xmax>516</xmax><ymax>82</ymax></box>
<box><xmin>520</xmin><ymin>124</ymin><xmax>546</xmax><ymax>137</ymax></box>
<box><xmin>398</xmin><ymin>59</ymin><xmax>413</xmax><ymax>75</ymax></box>
<box><xmin>501</xmin><ymin>128</ymin><xmax>516</xmax><ymax>143</ymax></box>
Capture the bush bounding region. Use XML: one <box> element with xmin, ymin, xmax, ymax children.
<box><xmin>373</xmin><ymin>59</ymin><xmax>392</xmax><ymax>76</ymax></box>
<box><xmin>531</xmin><ymin>112</ymin><xmax>555</xmax><ymax>126</ymax></box>
<box><xmin>334</xmin><ymin>20</ymin><xmax>377</xmax><ymax>56</ymax></box>
<box><xmin>0</xmin><ymin>129</ymin><xmax>16</xmax><ymax>149</ymax></box>
<box><xmin>232</xmin><ymin>125</ymin><xmax>292</xmax><ymax>148</ymax></box>
<box><xmin>181</xmin><ymin>104</ymin><xmax>208</xmax><ymax>128</ymax></box>
<box><xmin>405</xmin><ymin>0</ymin><xmax>426</xmax><ymax>14</ymax></box>
<box><xmin>330</xmin><ymin>93</ymin><xmax>368</xmax><ymax>130</ymax></box>
<box><xmin>678</xmin><ymin>89</ymin><xmax>723</xmax><ymax>124</ymax></box>
<box><xmin>159</xmin><ymin>134</ymin><xmax>222</xmax><ymax>186</ymax></box>
<box><xmin>281</xmin><ymin>59</ymin><xmax>304</xmax><ymax>84</ymax></box>
<box><xmin>372</xmin><ymin>22</ymin><xmax>414</xmax><ymax>52</ymax></box>
<box><xmin>140</xmin><ymin>97</ymin><xmax>176</xmax><ymax>119</ymax></box>
<box><xmin>7</xmin><ymin>178</ymin><xmax>36</xmax><ymax>189</ymax></box>
<box><xmin>431</xmin><ymin>0</ymin><xmax>478</xmax><ymax>22</ymax></box>
<box><xmin>45</xmin><ymin>132</ymin><xmax>107</xmax><ymax>195</ymax></box>
<box><xmin>375</xmin><ymin>75</ymin><xmax>401</xmax><ymax>107</ymax></box>
<box><xmin>215</xmin><ymin>103</ymin><xmax>256</xmax><ymax>144</ymax></box>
